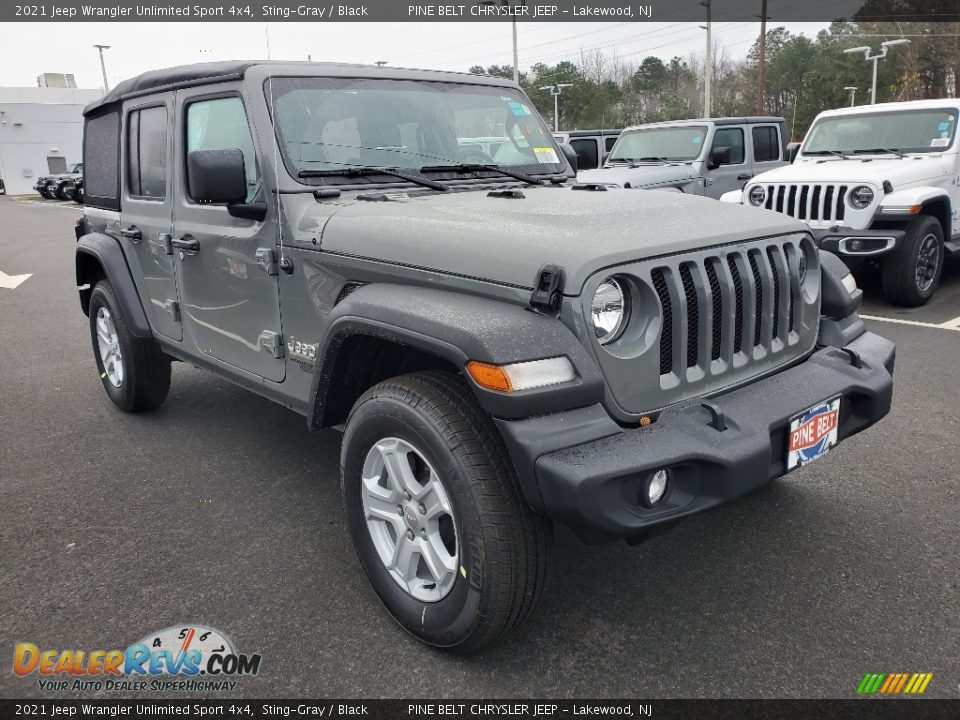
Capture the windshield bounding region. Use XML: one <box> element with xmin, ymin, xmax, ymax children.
<box><xmin>803</xmin><ymin>108</ymin><xmax>958</xmax><ymax>155</ymax></box>
<box><xmin>267</xmin><ymin>77</ymin><xmax>564</xmax><ymax>179</ymax></box>
<box><xmin>607</xmin><ymin>126</ymin><xmax>708</xmax><ymax>162</ymax></box>
<box><xmin>68</xmin><ymin>163</ymin><xmax>83</xmax><ymax>173</ymax></box>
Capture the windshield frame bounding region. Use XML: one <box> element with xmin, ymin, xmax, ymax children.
<box><xmin>262</xmin><ymin>75</ymin><xmax>566</xmax><ymax>187</ymax></box>
<box><xmin>606</xmin><ymin>124</ymin><xmax>710</xmax><ymax>164</ymax></box>
<box><xmin>801</xmin><ymin>107</ymin><xmax>960</xmax><ymax>157</ymax></box>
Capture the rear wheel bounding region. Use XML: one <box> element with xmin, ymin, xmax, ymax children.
<box><xmin>73</xmin><ymin>185</ymin><xmax>84</xmax><ymax>204</ymax></box>
<box><xmin>57</xmin><ymin>185</ymin><xmax>73</xmax><ymax>200</ymax></box>
<box><xmin>88</xmin><ymin>280</ymin><xmax>171</xmax><ymax>412</ymax></box>
<box><xmin>882</xmin><ymin>215</ymin><xmax>944</xmax><ymax>307</ymax></box>
<box><xmin>340</xmin><ymin>372</ymin><xmax>548</xmax><ymax>652</ymax></box>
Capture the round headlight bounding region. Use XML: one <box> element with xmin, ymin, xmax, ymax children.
<box><xmin>849</xmin><ymin>185</ymin><xmax>874</xmax><ymax>209</ymax></box>
<box><xmin>748</xmin><ymin>185</ymin><xmax>766</xmax><ymax>206</ymax></box>
<box><xmin>591</xmin><ymin>277</ymin><xmax>628</xmax><ymax>345</ymax></box>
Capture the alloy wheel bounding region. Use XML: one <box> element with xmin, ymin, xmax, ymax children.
<box><xmin>95</xmin><ymin>307</ymin><xmax>124</xmax><ymax>388</ymax></box>
<box><xmin>361</xmin><ymin>437</ymin><xmax>458</xmax><ymax>602</ymax></box>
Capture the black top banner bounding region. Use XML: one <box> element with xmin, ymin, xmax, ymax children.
<box><xmin>5</xmin><ymin>0</ymin><xmax>960</xmax><ymax>23</ymax></box>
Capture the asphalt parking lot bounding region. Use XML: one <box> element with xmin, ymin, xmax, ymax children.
<box><xmin>1</xmin><ymin>194</ymin><xmax>957</xmax><ymax>700</ymax></box>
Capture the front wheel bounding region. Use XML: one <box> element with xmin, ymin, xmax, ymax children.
<box><xmin>340</xmin><ymin>372</ymin><xmax>548</xmax><ymax>652</ymax></box>
<box><xmin>881</xmin><ymin>215</ymin><xmax>944</xmax><ymax>307</ymax></box>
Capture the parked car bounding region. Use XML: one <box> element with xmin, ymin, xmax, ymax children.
<box><xmin>0</xmin><ymin>177</ymin><xmax>5</xmax><ymax>195</ymax></box>
<box><xmin>34</xmin><ymin>162</ymin><xmax>83</xmax><ymax>199</ymax></box>
<box><xmin>722</xmin><ymin>99</ymin><xmax>960</xmax><ymax>306</ymax></box>
<box><xmin>75</xmin><ymin>61</ymin><xmax>894</xmax><ymax>652</ymax></box>
<box><xmin>552</xmin><ymin>129</ymin><xmax>621</xmax><ymax>171</ymax></box>
<box><xmin>578</xmin><ymin>117</ymin><xmax>788</xmax><ymax>198</ymax></box>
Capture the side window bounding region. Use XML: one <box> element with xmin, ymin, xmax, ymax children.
<box><xmin>186</xmin><ymin>97</ymin><xmax>258</xmax><ymax>202</ymax></box>
<box><xmin>83</xmin><ymin>109</ymin><xmax>121</xmax><ymax>210</ymax></box>
<box><xmin>571</xmin><ymin>138</ymin><xmax>599</xmax><ymax>170</ymax></box>
<box><xmin>752</xmin><ymin>126</ymin><xmax>780</xmax><ymax>162</ymax></box>
<box><xmin>712</xmin><ymin>127</ymin><xmax>745</xmax><ymax>165</ymax></box>
<box><xmin>127</xmin><ymin>105</ymin><xmax>167</xmax><ymax>199</ymax></box>
<box><xmin>605</xmin><ymin>136</ymin><xmax>618</xmax><ymax>152</ymax></box>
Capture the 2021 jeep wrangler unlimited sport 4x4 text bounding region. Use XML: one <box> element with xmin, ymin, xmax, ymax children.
<box><xmin>75</xmin><ymin>62</ymin><xmax>895</xmax><ymax>652</ymax></box>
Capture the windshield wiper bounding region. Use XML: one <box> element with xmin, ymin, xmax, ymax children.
<box><xmin>851</xmin><ymin>147</ymin><xmax>905</xmax><ymax>158</ymax></box>
<box><xmin>420</xmin><ymin>163</ymin><xmax>543</xmax><ymax>186</ymax></box>
<box><xmin>298</xmin><ymin>166</ymin><xmax>448</xmax><ymax>192</ymax></box>
<box><xmin>804</xmin><ymin>149</ymin><xmax>851</xmax><ymax>159</ymax></box>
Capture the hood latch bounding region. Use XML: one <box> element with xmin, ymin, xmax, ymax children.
<box><xmin>530</xmin><ymin>264</ymin><xmax>565</xmax><ymax>313</ymax></box>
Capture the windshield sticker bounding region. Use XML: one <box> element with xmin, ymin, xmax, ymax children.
<box><xmin>938</xmin><ymin>121</ymin><xmax>950</xmax><ymax>131</ymax></box>
<box><xmin>692</xmin><ymin>134</ymin><xmax>703</xmax><ymax>144</ymax></box>
<box><xmin>508</xmin><ymin>101</ymin><xmax>531</xmax><ymax>116</ymax></box>
<box><xmin>533</xmin><ymin>147</ymin><xmax>559</xmax><ymax>164</ymax></box>
<box><xmin>931</xmin><ymin>137</ymin><xmax>950</xmax><ymax>147</ymax></box>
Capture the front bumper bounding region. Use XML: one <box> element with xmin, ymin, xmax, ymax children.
<box><xmin>496</xmin><ymin>331</ymin><xmax>895</xmax><ymax>543</ymax></box>
<box><xmin>811</xmin><ymin>227</ymin><xmax>906</xmax><ymax>258</ymax></box>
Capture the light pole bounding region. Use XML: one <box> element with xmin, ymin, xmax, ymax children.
<box><xmin>540</xmin><ymin>83</ymin><xmax>572</xmax><ymax>132</ymax></box>
<box><xmin>480</xmin><ymin>0</ymin><xmax>525</xmax><ymax>85</ymax></box>
<box><xmin>844</xmin><ymin>38</ymin><xmax>910</xmax><ymax>105</ymax></box>
<box><xmin>700</xmin><ymin>0</ymin><xmax>712</xmax><ymax>118</ymax></box>
<box><xmin>93</xmin><ymin>44</ymin><xmax>110</xmax><ymax>92</ymax></box>
<box><xmin>844</xmin><ymin>86</ymin><xmax>858</xmax><ymax>106</ymax></box>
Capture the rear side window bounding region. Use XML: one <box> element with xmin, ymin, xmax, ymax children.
<box><xmin>605</xmin><ymin>136</ymin><xmax>618</xmax><ymax>152</ymax></box>
<box><xmin>186</xmin><ymin>97</ymin><xmax>258</xmax><ymax>202</ymax></box>
<box><xmin>712</xmin><ymin>127</ymin><xmax>745</xmax><ymax>164</ymax></box>
<box><xmin>83</xmin><ymin>110</ymin><xmax>121</xmax><ymax>210</ymax></box>
<box><xmin>752</xmin><ymin>126</ymin><xmax>781</xmax><ymax>162</ymax></box>
<box><xmin>128</xmin><ymin>106</ymin><xmax>167</xmax><ymax>199</ymax></box>
<box><xmin>571</xmin><ymin>138</ymin><xmax>599</xmax><ymax>170</ymax></box>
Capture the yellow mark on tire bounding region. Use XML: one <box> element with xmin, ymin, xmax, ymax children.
<box><xmin>460</xmin><ymin>565</ymin><xmax>467</xmax><ymax>579</ymax></box>
<box><xmin>100</xmin><ymin>372</ymin><xmax>106</xmax><ymax>379</ymax></box>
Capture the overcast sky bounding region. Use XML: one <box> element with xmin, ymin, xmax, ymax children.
<box><xmin>0</xmin><ymin>21</ymin><xmax>829</xmax><ymax>90</ymax></box>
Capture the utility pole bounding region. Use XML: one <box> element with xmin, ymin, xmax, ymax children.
<box><xmin>540</xmin><ymin>83</ymin><xmax>573</xmax><ymax>132</ymax></box>
<box><xmin>756</xmin><ymin>0</ymin><xmax>767</xmax><ymax>115</ymax></box>
<box><xmin>844</xmin><ymin>86</ymin><xmax>858</xmax><ymax>106</ymax></box>
<box><xmin>700</xmin><ymin>0</ymin><xmax>712</xmax><ymax>118</ymax></box>
<box><xmin>93</xmin><ymin>44</ymin><xmax>110</xmax><ymax>92</ymax></box>
<box><xmin>844</xmin><ymin>39</ymin><xmax>910</xmax><ymax>104</ymax></box>
<box><xmin>481</xmin><ymin>0</ymin><xmax>524</xmax><ymax>85</ymax></box>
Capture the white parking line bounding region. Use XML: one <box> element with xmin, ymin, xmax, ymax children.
<box><xmin>11</xmin><ymin>199</ymin><xmax>81</xmax><ymax>210</ymax></box>
<box><xmin>861</xmin><ymin>314</ymin><xmax>960</xmax><ymax>332</ymax></box>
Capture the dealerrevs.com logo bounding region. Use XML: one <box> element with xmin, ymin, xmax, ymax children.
<box><xmin>13</xmin><ymin>625</ymin><xmax>261</xmax><ymax>693</ymax></box>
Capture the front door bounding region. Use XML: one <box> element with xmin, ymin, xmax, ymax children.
<box><xmin>171</xmin><ymin>87</ymin><xmax>284</xmax><ymax>382</ymax></box>
<box><xmin>704</xmin><ymin>126</ymin><xmax>750</xmax><ymax>199</ymax></box>
<box><xmin>119</xmin><ymin>94</ymin><xmax>181</xmax><ymax>341</ymax></box>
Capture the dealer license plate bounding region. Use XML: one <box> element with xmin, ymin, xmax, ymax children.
<box><xmin>786</xmin><ymin>396</ymin><xmax>841</xmax><ymax>471</ymax></box>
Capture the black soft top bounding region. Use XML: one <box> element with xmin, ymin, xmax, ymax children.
<box><xmin>84</xmin><ymin>61</ymin><xmax>256</xmax><ymax>116</ymax></box>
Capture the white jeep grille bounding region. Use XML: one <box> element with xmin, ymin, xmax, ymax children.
<box><xmin>761</xmin><ymin>183</ymin><xmax>849</xmax><ymax>225</ymax></box>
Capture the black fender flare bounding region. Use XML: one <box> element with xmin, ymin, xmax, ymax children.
<box><xmin>307</xmin><ymin>283</ymin><xmax>605</xmax><ymax>429</ymax></box>
<box><xmin>76</xmin><ymin>232</ymin><xmax>152</xmax><ymax>338</ymax></box>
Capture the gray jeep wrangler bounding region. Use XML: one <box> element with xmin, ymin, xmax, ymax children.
<box><xmin>75</xmin><ymin>62</ymin><xmax>896</xmax><ymax>652</ymax></box>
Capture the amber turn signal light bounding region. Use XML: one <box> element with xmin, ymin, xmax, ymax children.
<box><xmin>466</xmin><ymin>361</ymin><xmax>513</xmax><ymax>392</ymax></box>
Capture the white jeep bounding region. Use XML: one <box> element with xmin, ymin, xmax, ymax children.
<box><xmin>722</xmin><ymin>99</ymin><xmax>960</xmax><ymax>306</ymax></box>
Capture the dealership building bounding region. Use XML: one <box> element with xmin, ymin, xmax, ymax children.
<box><xmin>0</xmin><ymin>74</ymin><xmax>102</xmax><ymax>196</ymax></box>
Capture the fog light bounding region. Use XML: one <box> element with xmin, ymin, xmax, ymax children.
<box><xmin>644</xmin><ymin>469</ymin><xmax>670</xmax><ymax>506</ymax></box>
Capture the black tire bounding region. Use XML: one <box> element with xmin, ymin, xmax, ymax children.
<box><xmin>340</xmin><ymin>371</ymin><xmax>548</xmax><ymax>652</ymax></box>
<box><xmin>57</xmin><ymin>185</ymin><xmax>72</xmax><ymax>201</ymax></box>
<box><xmin>881</xmin><ymin>215</ymin><xmax>944</xmax><ymax>307</ymax></box>
<box><xmin>88</xmin><ymin>280</ymin><xmax>171</xmax><ymax>412</ymax></box>
<box><xmin>42</xmin><ymin>186</ymin><xmax>57</xmax><ymax>199</ymax></box>
<box><xmin>73</xmin><ymin>186</ymin><xmax>84</xmax><ymax>204</ymax></box>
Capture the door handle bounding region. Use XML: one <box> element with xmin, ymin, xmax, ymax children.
<box><xmin>119</xmin><ymin>225</ymin><xmax>142</xmax><ymax>241</ymax></box>
<box><xmin>170</xmin><ymin>235</ymin><xmax>199</xmax><ymax>252</ymax></box>
<box><xmin>737</xmin><ymin>173</ymin><xmax>753</xmax><ymax>181</ymax></box>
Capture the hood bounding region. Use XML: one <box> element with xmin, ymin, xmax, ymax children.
<box><xmin>317</xmin><ymin>186</ymin><xmax>804</xmax><ymax>293</ymax></box>
<box><xmin>752</xmin><ymin>155</ymin><xmax>952</xmax><ymax>188</ymax></box>
<box><xmin>577</xmin><ymin>163</ymin><xmax>699</xmax><ymax>189</ymax></box>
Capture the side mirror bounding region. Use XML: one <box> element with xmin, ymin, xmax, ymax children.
<box><xmin>788</xmin><ymin>144</ymin><xmax>801</xmax><ymax>163</ymax></box>
<box><xmin>187</xmin><ymin>148</ymin><xmax>247</xmax><ymax>204</ymax></box>
<box><xmin>559</xmin><ymin>143</ymin><xmax>578</xmax><ymax>173</ymax></box>
<box><xmin>707</xmin><ymin>146</ymin><xmax>732</xmax><ymax>170</ymax></box>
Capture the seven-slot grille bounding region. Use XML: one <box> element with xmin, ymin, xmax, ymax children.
<box><xmin>761</xmin><ymin>184</ymin><xmax>848</xmax><ymax>223</ymax></box>
<box><xmin>651</xmin><ymin>238</ymin><xmax>806</xmax><ymax>379</ymax></box>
